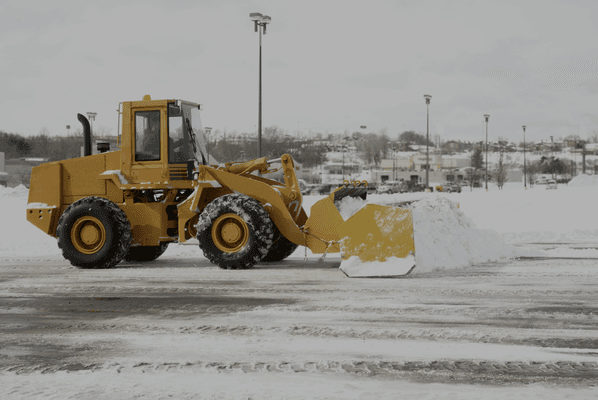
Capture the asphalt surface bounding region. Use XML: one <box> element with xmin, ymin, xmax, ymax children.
<box><xmin>1</xmin><ymin>253</ymin><xmax>598</xmax><ymax>389</ymax></box>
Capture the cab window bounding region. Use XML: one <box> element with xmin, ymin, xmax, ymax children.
<box><xmin>168</xmin><ymin>104</ymin><xmax>192</xmax><ymax>164</ymax></box>
<box><xmin>135</xmin><ymin>111</ymin><xmax>160</xmax><ymax>161</ymax></box>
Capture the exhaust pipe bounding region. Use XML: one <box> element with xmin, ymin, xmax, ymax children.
<box><xmin>77</xmin><ymin>113</ymin><xmax>92</xmax><ymax>156</ymax></box>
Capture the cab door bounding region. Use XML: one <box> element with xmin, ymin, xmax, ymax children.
<box><xmin>131</xmin><ymin>108</ymin><xmax>168</xmax><ymax>184</ymax></box>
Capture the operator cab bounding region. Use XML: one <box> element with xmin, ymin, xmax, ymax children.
<box><xmin>133</xmin><ymin>98</ymin><xmax>208</xmax><ymax>167</ymax></box>
<box><xmin>126</xmin><ymin>96</ymin><xmax>208</xmax><ymax>184</ymax></box>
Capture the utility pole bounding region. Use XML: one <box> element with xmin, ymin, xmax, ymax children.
<box><xmin>484</xmin><ymin>114</ymin><xmax>490</xmax><ymax>190</ymax></box>
<box><xmin>522</xmin><ymin>125</ymin><xmax>527</xmax><ymax>189</ymax></box>
<box><xmin>424</xmin><ymin>95</ymin><xmax>432</xmax><ymax>189</ymax></box>
<box><xmin>249</xmin><ymin>12</ymin><xmax>271</xmax><ymax>158</ymax></box>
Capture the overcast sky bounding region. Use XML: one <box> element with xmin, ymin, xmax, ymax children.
<box><xmin>1</xmin><ymin>0</ymin><xmax>597</xmax><ymax>145</ymax></box>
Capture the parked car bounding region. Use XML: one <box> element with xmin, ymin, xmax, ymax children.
<box><xmin>310</xmin><ymin>183</ymin><xmax>335</xmax><ymax>195</ymax></box>
<box><xmin>406</xmin><ymin>181</ymin><xmax>426</xmax><ymax>192</ymax></box>
<box><xmin>459</xmin><ymin>180</ymin><xmax>470</xmax><ymax>187</ymax></box>
<box><xmin>376</xmin><ymin>181</ymin><xmax>408</xmax><ymax>195</ymax></box>
<box><xmin>435</xmin><ymin>182</ymin><xmax>461</xmax><ymax>193</ymax></box>
<box><xmin>546</xmin><ymin>179</ymin><xmax>557</xmax><ymax>189</ymax></box>
<box><xmin>535</xmin><ymin>178</ymin><xmax>548</xmax><ymax>185</ymax></box>
<box><xmin>365</xmin><ymin>183</ymin><xmax>379</xmax><ymax>195</ymax></box>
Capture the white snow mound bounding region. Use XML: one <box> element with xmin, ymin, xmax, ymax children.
<box><xmin>568</xmin><ymin>173</ymin><xmax>598</xmax><ymax>187</ymax></box>
<box><xmin>0</xmin><ymin>184</ymin><xmax>29</xmax><ymax>197</ymax></box>
<box><xmin>408</xmin><ymin>197</ymin><xmax>516</xmax><ymax>273</ymax></box>
<box><xmin>336</xmin><ymin>196</ymin><xmax>517</xmax><ymax>275</ymax></box>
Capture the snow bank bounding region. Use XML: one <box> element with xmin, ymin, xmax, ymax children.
<box><xmin>408</xmin><ymin>197</ymin><xmax>516</xmax><ymax>273</ymax></box>
<box><xmin>568</xmin><ymin>173</ymin><xmax>598</xmax><ymax>187</ymax></box>
<box><xmin>336</xmin><ymin>196</ymin><xmax>516</xmax><ymax>275</ymax></box>
<box><xmin>0</xmin><ymin>184</ymin><xmax>29</xmax><ymax>197</ymax></box>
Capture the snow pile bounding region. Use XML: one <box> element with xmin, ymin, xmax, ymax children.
<box><xmin>0</xmin><ymin>184</ymin><xmax>29</xmax><ymax>197</ymax></box>
<box><xmin>568</xmin><ymin>173</ymin><xmax>598</xmax><ymax>187</ymax></box>
<box><xmin>408</xmin><ymin>197</ymin><xmax>516</xmax><ymax>273</ymax></box>
<box><xmin>337</xmin><ymin>196</ymin><xmax>369</xmax><ymax>220</ymax></box>
<box><xmin>336</xmin><ymin>196</ymin><xmax>517</xmax><ymax>275</ymax></box>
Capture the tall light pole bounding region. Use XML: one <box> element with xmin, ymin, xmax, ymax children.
<box><xmin>249</xmin><ymin>12</ymin><xmax>271</xmax><ymax>158</ymax></box>
<box><xmin>392</xmin><ymin>146</ymin><xmax>396</xmax><ymax>181</ymax></box>
<box><xmin>86</xmin><ymin>112</ymin><xmax>97</xmax><ymax>136</ymax></box>
<box><xmin>522</xmin><ymin>125</ymin><xmax>527</xmax><ymax>189</ymax></box>
<box><xmin>484</xmin><ymin>114</ymin><xmax>490</xmax><ymax>190</ymax></box>
<box><xmin>424</xmin><ymin>94</ymin><xmax>432</xmax><ymax>189</ymax></box>
<box><xmin>205</xmin><ymin>127</ymin><xmax>212</xmax><ymax>163</ymax></box>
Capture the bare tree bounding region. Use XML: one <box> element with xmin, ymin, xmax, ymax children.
<box><xmin>493</xmin><ymin>146</ymin><xmax>508</xmax><ymax>189</ymax></box>
<box><xmin>526</xmin><ymin>161</ymin><xmax>541</xmax><ymax>187</ymax></box>
<box><xmin>356</xmin><ymin>131</ymin><xmax>389</xmax><ymax>166</ymax></box>
<box><xmin>468</xmin><ymin>147</ymin><xmax>483</xmax><ymax>190</ymax></box>
<box><xmin>92</xmin><ymin>125</ymin><xmax>113</xmax><ymax>138</ymax></box>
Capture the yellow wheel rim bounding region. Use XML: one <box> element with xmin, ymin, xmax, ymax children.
<box><xmin>71</xmin><ymin>216</ymin><xmax>106</xmax><ymax>255</ymax></box>
<box><xmin>212</xmin><ymin>214</ymin><xmax>249</xmax><ymax>253</ymax></box>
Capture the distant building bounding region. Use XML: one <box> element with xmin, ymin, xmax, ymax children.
<box><xmin>321</xmin><ymin>162</ymin><xmax>362</xmax><ymax>183</ymax></box>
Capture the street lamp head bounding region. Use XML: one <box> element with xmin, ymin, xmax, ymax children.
<box><xmin>262</xmin><ymin>15</ymin><xmax>271</xmax><ymax>34</ymax></box>
<box><xmin>484</xmin><ymin>114</ymin><xmax>490</xmax><ymax>122</ymax></box>
<box><xmin>250</xmin><ymin>13</ymin><xmax>271</xmax><ymax>33</ymax></box>
<box><xmin>250</xmin><ymin>12</ymin><xmax>262</xmax><ymax>32</ymax></box>
<box><xmin>522</xmin><ymin>125</ymin><xmax>526</xmax><ymax>131</ymax></box>
<box><xmin>424</xmin><ymin>94</ymin><xmax>432</xmax><ymax>104</ymax></box>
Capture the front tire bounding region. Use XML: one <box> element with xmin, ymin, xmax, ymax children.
<box><xmin>124</xmin><ymin>243</ymin><xmax>169</xmax><ymax>262</ymax></box>
<box><xmin>196</xmin><ymin>193</ymin><xmax>274</xmax><ymax>269</ymax></box>
<box><xmin>57</xmin><ymin>197</ymin><xmax>131</xmax><ymax>269</ymax></box>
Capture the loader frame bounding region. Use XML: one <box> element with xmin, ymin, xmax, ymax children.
<box><xmin>26</xmin><ymin>95</ymin><xmax>413</xmax><ymax>271</ymax></box>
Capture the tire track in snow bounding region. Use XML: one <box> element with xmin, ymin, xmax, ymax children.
<box><xmin>2</xmin><ymin>360</ymin><xmax>597</xmax><ymax>385</ymax></box>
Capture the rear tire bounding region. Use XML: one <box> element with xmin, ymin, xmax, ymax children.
<box><xmin>57</xmin><ymin>197</ymin><xmax>131</xmax><ymax>269</ymax></box>
<box><xmin>196</xmin><ymin>193</ymin><xmax>274</xmax><ymax>270</ymax></box>
<box><xmin>261</xmin><ymin>228</ymin><xmax>299</xmax><ymax>262</ymax></box>
<box><xmin>124</xmin><ymin>243</ymin><xmax>169</xmax><ymax>262</ymax></box>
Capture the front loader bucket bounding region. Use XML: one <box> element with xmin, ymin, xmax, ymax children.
<box><xmin>303</xmin><ymin>188</ymin><xmax>416</xmax><ymax>278</ymax></box>
<box><xmin>338</xmin><ymin>205</ymin><xmax>416</xmax><ymax>278</ymax></box>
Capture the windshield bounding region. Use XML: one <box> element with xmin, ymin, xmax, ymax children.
<box><xmin>168</xmin><ymin>101</ymin><xmax>208</xmax><ymax>164</ymax></box>
<box><xmin>183</xmin><ymin>103</ymin><xmax>208</xmax><ymax>164</ymax></box>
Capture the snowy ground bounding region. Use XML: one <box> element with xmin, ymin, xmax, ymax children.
<box><xmin>1</xmin><ymin>178</ymin><xmax>598</xmax><ymax>398</ymax></box>
<box><xmin>4</xmin><ymin>178</ymin><xmax>598</xmax><ymax>261</ymax></box>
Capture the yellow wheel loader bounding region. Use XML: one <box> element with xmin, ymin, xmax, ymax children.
<box><xmin>26</xmin><ymin>96</ymin><xmax>416</xmax><ymax>275</ymax></box>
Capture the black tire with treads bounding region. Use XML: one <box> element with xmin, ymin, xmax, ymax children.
<box><xmin>196</xmin><ymin>193</ymin><xmax>274</xmax><ymax>269</ymax></box>
<box><xmin>57</xmin><ymin>196</ymin><xmax>131</xmax><ymax>269</ymax></box>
